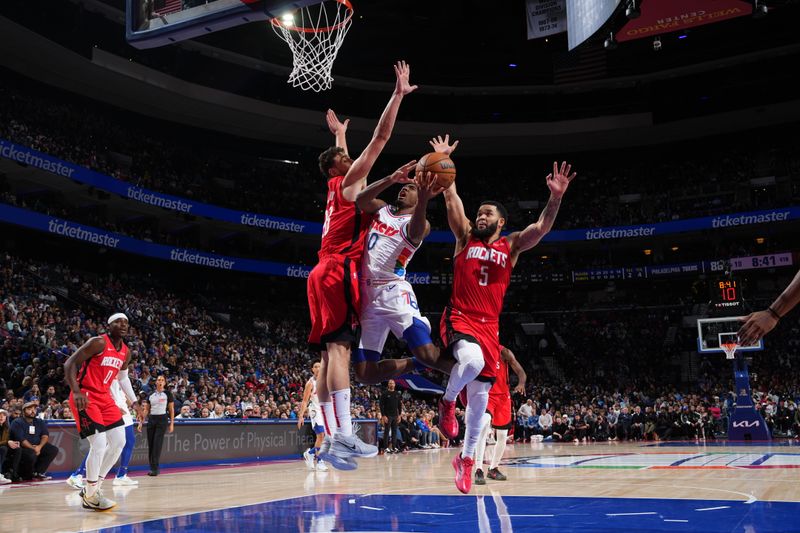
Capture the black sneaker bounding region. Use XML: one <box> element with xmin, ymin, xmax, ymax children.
<box><xmin>147</xmin><ymin>470</ymin><xmax>158</xmax><ymax>476</ymax></box>
<box><xmin>487</xmin><ymin>467</ymin><xmax>507</xmax><ymax>481</ymax></box>
<box><xmin>474</xmin><ymin>468</ymin><xmax>486</xmax><ymax>485</ymax></box>
<box><xmin>33</xmin><ymin>472</ymin><xmax>52</xmax><ymax>481</ymax></box>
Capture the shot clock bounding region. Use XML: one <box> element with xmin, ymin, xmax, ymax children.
<box><xmin>711</xmin><ymin>278</ymin><xmax>742</xmax><ymax>311</ymax></box>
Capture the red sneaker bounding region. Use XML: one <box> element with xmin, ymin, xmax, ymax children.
<box><xmin>438</xmin><ymin>398</ymin><xmax>458</xmax><ymax>439</ymax></box>
<box><xmin>452</xmin><ymin>453</ymin><xmax>474</xmax><ymax>494</ymax></box>
<box><xmin>457</xmin><ymin>388</ymin><xmax>468</xmax><ymax>408</ymax></box>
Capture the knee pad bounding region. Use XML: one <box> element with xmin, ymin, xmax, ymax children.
<box><xmin>353</xmin><ymin>348</ymin><xmax>381</xmax><ymax>365</ymax></box>
<box><xmin>453</xmin><ymin>340</ymin><xmax>485</xmax><ymax>375</ymax></box>
<box><xmin>402</xmin><ymin>317</ymin><xmax>432</xmax><ymax>350</ymax></box>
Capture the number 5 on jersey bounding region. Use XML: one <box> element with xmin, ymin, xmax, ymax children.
<box><xmin>479</xmin><ymin>265</ymin><xmax>489</xmax><ymax>286</ymax></box>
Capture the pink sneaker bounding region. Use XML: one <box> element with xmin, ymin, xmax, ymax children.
<box><xmin>452</xmin><ymin>453</ymin><xmax>474</xmax><ymax>494</ymax></box>
<box><xmin>438</xmin><ymin>398</ymin><xmax>458</xmax><ymax>439</ymax></box>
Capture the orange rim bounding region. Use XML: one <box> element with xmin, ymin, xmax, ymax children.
<box><xmin>270</xmin><ymin>0</ymin><xmax>354</xmax><ymax>33</ymax></box>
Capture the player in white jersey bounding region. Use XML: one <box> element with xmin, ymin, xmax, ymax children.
<box><xmin>297</xmin><ymin>362</ymin><xmax>328</xmax><ymax>471</ymax></box>
<box><xmin>352</xmin><ymin>168</ymin><xmax>445</xmax><ymax>385</ymax></box>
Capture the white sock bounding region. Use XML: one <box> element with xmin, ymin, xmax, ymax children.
<box><xmin>462</xmin><ymin>380</ymin><xmax>491</xmax><ymax>459</ymax></box>
<box><xmin>321</xmin><ymin>401</ymin><xmax>337</xmax><ymax>436</ymax></box>
<box><xmin>331</xmin><ymin>389</ymin><xmax>352</xmax><ymax>437</ymax></box>
<box><xmin>473</xmin><ymin>413</ymin><xmax>492</xmax><ymax>470</ymax></box>
<box><xmin>490</xmin><ymin>429</ymin><xmax>508</xmax><ymax>469</ymax></box>
<box><xmin>443</xmin><ymin>340</ymin><xmax>485</xmax><ymax>402</ymax></box>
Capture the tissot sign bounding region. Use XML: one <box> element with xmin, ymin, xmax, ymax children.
<box><xmin>617</xmin><ymin>0</ymin><xmax>751</xmax><ymax>42</ymax></box>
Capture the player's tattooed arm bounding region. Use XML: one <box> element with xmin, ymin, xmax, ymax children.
<box><xmin>442</xmin><ymin>181</ymin><xmax>471</xmax><ymax>253</ymax></box>
<box><xmin>342</xmin><ymin>61</ymin><xmax>417</xmax><ymax>202</ymax></box>
<box><xmin>326</xmin><ymin>109</ymin><xmax>350</xmax><ymax>155</ymax></box>
<box><xmin>510</xmin><ymin>161</ymin><xmax>576</xmax><ymax>257</ymax></box>
<box><xmin>356</xmin><ymin>160</ymin><xmax>416</xmax><ymax>214</ymax></box>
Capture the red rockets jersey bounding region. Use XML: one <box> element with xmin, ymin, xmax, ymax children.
<box><xmin>318</xmin><ymin>175</ymin><xmax>374</xmax><ymax>262</ymax></box>
<box><xmin>491</xmin><ymin>346</ymin><xmax>509</xmax><ymax>396</ymax></box>
<box><xmin>449</xmin><ymin>236</ymin><xmax>513</xmax><ymax>322</ymax></box>
<box><xmin>77</xmin><ymin>334</ymin><xmax>128</xmax><ymax>394</ymax></box>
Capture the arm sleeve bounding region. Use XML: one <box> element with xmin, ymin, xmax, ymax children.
<box><xmin>117</xmin><ymin>368</ymin><xmax>138</xmax><ymax>403</ymax></box>
<box><xmin>9</xmin><ymin>419</ymin><xmax>24</xmax><ymax>442</ymax></box>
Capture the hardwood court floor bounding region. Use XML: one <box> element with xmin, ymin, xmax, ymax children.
<box><xmin>2</xmin><ymin>440</ymin><xmax>799</xmax><ymax>532</ymax></box>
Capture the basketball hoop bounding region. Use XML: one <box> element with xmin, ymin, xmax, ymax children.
<box><xmin>270</xmin><ymin>0</ymin><xmax>354</xmax><ymax>92</ymax></box>
<box><xmin>720</xmin><ymin>342</ymin><xmax>738</xmax><ymax>360</ymax></box>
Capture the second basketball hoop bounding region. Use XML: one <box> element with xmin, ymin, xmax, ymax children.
<box><xmin>270</xmin><ymin>0</ymin><xmax>354</xmax><ymax>92</ymax></box>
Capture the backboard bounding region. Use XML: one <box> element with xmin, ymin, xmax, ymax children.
<box><xmin>697</xmin><ymin>317</ymin><xmax>764</xmax><ymax>355</ymax></box>
<box><xmin>126</xmin><ymin>0</ymin><xmax>324</xmax><ymax>49</ymax></box>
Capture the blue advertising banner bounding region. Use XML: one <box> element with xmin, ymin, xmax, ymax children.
<box><xmin>2</xmin><ymin>138</ymin><xmax>798</xmax><ymax>243</ymax></box>
<box><xmin>0</xmin><ymin>203</ymin><xmax>321</xmax><ymax>279</ymax></box>
<box><xmin>0</xmin><ymin>138</ymin><xmax>322</xmax><ymax>235</ymax></box>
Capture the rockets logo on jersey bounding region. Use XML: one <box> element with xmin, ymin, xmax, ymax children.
<box><xmin>449</xmin><ymin>236</ymin><xmax>513</xmax><ymax>321</ymax></box>
<box><xmin>465</xmin><ymin>246</ymin><xmax>508</xmax><ymax>268</ymax></box>
<box><xmin>78</xmin><ymin>334</ymin><xmax>129</xmax><ymax>393</ymax></box>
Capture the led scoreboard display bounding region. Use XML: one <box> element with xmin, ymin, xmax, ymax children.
<box><xmin>712</xmin><ymin>278</ymin><xmax>742</xmax><ymax>310</ymax></box>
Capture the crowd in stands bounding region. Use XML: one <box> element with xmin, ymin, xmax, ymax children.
<box><xmin>2</xmin><ymin>72</ymin><xmax>799</xmax><ymax>236</ymax></box>
<box><xmin>2</xmin><ymin>250</ymin><xmax>798</xmax><ymax>466</ymax></box>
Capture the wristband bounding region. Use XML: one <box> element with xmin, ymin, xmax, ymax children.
<box><xmin>767</xmin><ymin>306</ymin><xmax>782</xmax><ymax>321</ymax></box>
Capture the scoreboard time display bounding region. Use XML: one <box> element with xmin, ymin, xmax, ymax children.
<box><xmin>712</xmin><ymin>279</ymin><xmax>742</xmax><ymax>310</ymax></box>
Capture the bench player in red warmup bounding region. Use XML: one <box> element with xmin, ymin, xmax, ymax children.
<box><xmin>310</xmin><ymin>61</ymin><xmax>418</xmax><ymax>470</ymax></box>
<box><xmin>433</xmin><ymin>139</ymin><xmax>576</xmax><ymax>493</ymax></box>
<box><xmin>64</xmin><ymin>313</ymin><xmax>137</xmax><ymax>511</ymax></box>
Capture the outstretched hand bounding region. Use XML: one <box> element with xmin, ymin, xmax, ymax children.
<box><xmin>737</xmin><ymin>311</ymin><xmax>779</xmax><ymax>346</ymax></box>
<box><xmin>546</xmin><ymin>161</ymin><xmax>577</xmax><ymax>199</ymax></box>
<box><xmin>389</xmin><ymin>160</ymin><xmax>418</xmax><ymax>184</ymax></box>
<box><xmin>326</xmin><ymin>109</ymin><xmax>349</xmax><ymax>136</ymax></box>
<box><xmin>394</xmin><ymin>60</ymin><xmax>418</xmax><ymax>96</ymax></box>
<box><xmin>415</xmin><ymin>171</ymin><xmax>446</xmax><ymax>201</ymax></box>
<box><xmin>429</xmin><ymin>134</ymin><xmax>459</xmax><ymax>155</ymax></box>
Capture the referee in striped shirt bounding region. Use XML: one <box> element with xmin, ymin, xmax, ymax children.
<box><xmin>143</xmin><ymin>375</ymin><xmax>174</xmax><ymax>476</ymax></box>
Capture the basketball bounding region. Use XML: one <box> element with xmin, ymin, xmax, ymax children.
<box><xmin>416</xmin><ymin>152</ymin><xmax>456</xmax><ymax>189</ymax></box>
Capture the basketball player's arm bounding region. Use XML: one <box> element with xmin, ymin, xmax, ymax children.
<box><xmin>342</xmin><ymin>61</ymin><xmax>418</xmax><ymax>202</ymax></box>
<box><xmin>355</xmin><ymin>160</ymin><xmax>417</xmax><ymax>213</ymax></box>
<box><xmin>442</xmin><ymin>181</ymin><xmax>471</xmax><ymax>252</ymax></box>
<box><xmin>63</xmin><ymin>336</ymin><xmax>107</xmax><ymax>410</ymax></box>
<box><xmin>296</xmin><ymin>381</ymin><xmax>313</xmax><ymax>429</ymax></box>
<box><xmin>407</xmin><ymin>171</ymin><xmax>444</xmax><ymax>245</ymax></box>
<box><xmin>509</xmin><ymin>161</ymin><xmax>576</xmax><ymax>260</ymax></box>
<box><xmin>326</xmin><ymin>109</ymin><xmax>350</xmax><ymax>155</ymax></box>
<box><xmin>738</xmin><ymin>269</ymin><xmax>800</xmax><ymax>345</ymax></box>
<box><xmin>501</xmin><ymin>347</ymin><xmax>527</xmax><ymax>395</ymax></box>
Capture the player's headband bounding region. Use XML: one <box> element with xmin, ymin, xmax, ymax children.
<box><xmin>108</xmin><ymin>313</ymin><xmax>129</xmax><ymax>325</ymax></box>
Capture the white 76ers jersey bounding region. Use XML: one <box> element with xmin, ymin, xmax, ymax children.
<box><xmin>362</xmin><ymin>206</ymin><xmax>419</xmax><ymax>280</ymax></box>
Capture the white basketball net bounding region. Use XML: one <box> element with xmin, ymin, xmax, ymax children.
<box><xmin>270</xmin><ymin>0</ymin><xmax>353</xmax><ymax>92</ymax></box>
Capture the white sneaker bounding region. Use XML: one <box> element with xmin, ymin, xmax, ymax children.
<box><xmin>320</xmin><ymin>433</ymin><xmax>376</xmax><ymax>471</ymax></box>
<box><xmin>316</xmin><ymin>460</ymin><xmax>328</xmax><ymax>472</ymax></box>
<box><xmin>112</xmin><ymin>475</ymin><xmax>138</xmax><ymax>486</ymax></box>
<box><xmin>0</xmin><ymin>474</ymin><xmax>11</xmax><ymax>485</ymax></box>
<box><xmin>80</xmin><ymin>488</ymin><xmax>116</xmax><ymax>511</ymax></box>
<box><xmin>303</xmin><ymin>449</ymin><xmax>316</xmax><ymax>471</ymax></box>
<box><xmin>67</xmin><ymin>474</ymin><xmax>85</xmax><ymax>490</ymax></box>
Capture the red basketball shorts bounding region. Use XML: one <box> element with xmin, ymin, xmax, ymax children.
<box><xmin>69</xmin><ymin>390</ymin><xmax>124</xmax><ymax>438</ymax></box>
<box><xmin>307</xmin><ymin>254</ymin><xmax>361</xmax><ymax>350</ymax></box>
<box><xmin>487</xmin><ymin>390</ymin><xmax>512</xmax><ymax>429</ymax></box>
<box><xmin>440</xmin><ymin>306</ymin><xmax>501</xmax><ymax>382</ymax></box>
